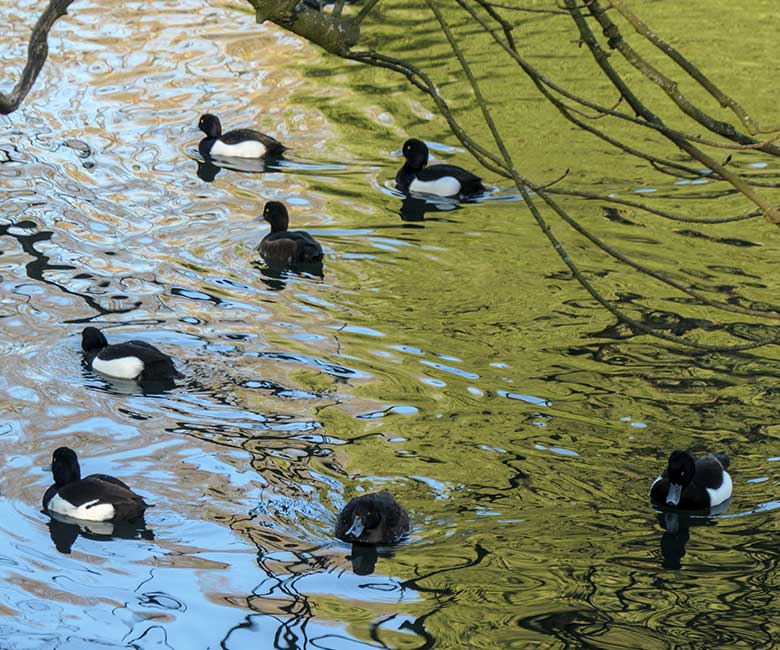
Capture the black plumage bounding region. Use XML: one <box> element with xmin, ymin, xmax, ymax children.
<box><xmin>81</xmin><ymin>326</ymin><xmax>181</xmax><ymax>381</ymax></box>
<box><xmin>650</xmin><ymin>451</ymin><xmax>731</xmax><ymax>510</ymax></box>
<box><xmin>42</xmin><ymin>447</ymin><xmax>150</xmax><ymax>522</ymax></box>
<box><xmin>335</xmin><ymin>490</ymin><xmax>409</xmax><ymax>545</ymax></box>
<box><xmin>198</xmin><ymin>113</ymin><xmax>286</xmax><ymax>159</ymax></box>
<box><xmin>258</xmin><ymin>201</ymin><xmax>324</xmax><ymax>267</ymax></box>
<box><xmin>396</xmin><ymin>138</ymin><xmax>485</xmax><ymax>198</ymax></box>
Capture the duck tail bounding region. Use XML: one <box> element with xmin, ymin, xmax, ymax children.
<box><xmin>713</xmin><ymin>452</ymin><xmax>730</xmax><ymax>469</ymax></box>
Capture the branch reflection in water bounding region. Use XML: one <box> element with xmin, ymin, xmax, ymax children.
<box><xmin>217</xmin><ymin>536</ymin><xmax>490</xmax><ymax>649</ymax></box>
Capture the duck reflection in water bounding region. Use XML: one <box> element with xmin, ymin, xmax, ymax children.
<box><xmin>84</xmin><ymin>372</ymin><xmax>180</xmax><ymax>396</ymax></box>
<box><xmin>348</xmin><ymin>544</ymin><xmax>379</xmax><ymax>575</ymax></box>
<box><xmin>398</xmin><ymin>195</ymin><xmax>462</xmax><ymax>222</ymax></box>
<box><xmin>47</xmin><ymin>512</ymin><xmax>154</xmax><ymax>554</ymax></box>
<box><xmin>252</xmin><ymin>261</ymin><xmax>324</xmax><ymax>291</ymax></box>
<box><xmin>346</xmin><ymin>544</ymin><xmax>405</xmax><ymax>576</ymax></box>
<box><xmin>197</xmin><ymin>159</ymin><xmax>221</xmax><ymax>182</ymax></box>
<box><xmin>655</xmin><ymin>500</ymin><xmax>729</xmax><ymax>569</ymax></box>
<box><xmin>196</xmin><ymin>156</ymin><xmax>283</xmax><ymax>183</ymax></box>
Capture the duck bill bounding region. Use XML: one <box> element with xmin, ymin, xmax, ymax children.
<box><xmin>666</xmin><ymin>483</ymin><xmax>683</xmax><ymax>506</ymax></box>
<box><xmin>345</xmin><ymin>517</ymin><xmax>365</xmax><ymax>539</ymax></box>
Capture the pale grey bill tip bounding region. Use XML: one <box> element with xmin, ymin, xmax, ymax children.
<box><xmin>666</xmin><ymin>483</ymin><xmax>683</xmax><ymax>506</ymax></box>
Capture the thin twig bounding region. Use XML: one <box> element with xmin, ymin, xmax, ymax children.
<box><xmin>585</xmin><ymin>0</ymin><xmax>780</xmax><ymax>156</ymax></box>
<box><xmin>566</xmin><ymin>0</ymin><xmax>780</xmax><ymax>223</ymax></box>
<box><xmin>484</xmin><ymin>3</ymin><xmax>568</xmax><ymax>14</ymax></box>
<box><xmin>609</xmin><ymin>0</ymin><xmax>780</xmax><ymax>136</ymax></box>
<box><xmin>547</xmin><ymin>188</ymin><xmax>762</xmax><ymax>224</ymax></box>
<box><xmin>354</xmin><ymin>0</ymin><xmax>381</xmax><ymax>24</ymax></box>
<box><xmin>474</xmin><ymin>0</ymin><xmax>516</xmax><ymax>51</ymax></box>
<box><xmin>539</xmin><ymin>169</ymin><xmax>570</xmax><ymax>190</ymax></box>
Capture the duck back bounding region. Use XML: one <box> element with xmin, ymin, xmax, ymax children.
<box><xmin>92</xmin><ymin>340</ymin><xmax>180</xmax><ymax>381</ymax></box>
<box><xmin>43</xmin><ymin>475</ymin><xmax>149</xmax><ymax>522</ymax></box>
<box><xmin>203</xmin><ymin>128</ymin><xmax>286</xmax><ymax>159</ymax></box>
<box><xmin>260</xmin><ymin>230</ymin><xmax>323</xmax><ymax>265</ymax></box>
<box><xmin>397</xmin><ymin>163</ymin><xmax>484</xmax><ymax>197</ymax></box>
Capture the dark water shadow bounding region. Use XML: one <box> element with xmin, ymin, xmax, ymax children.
<box><xmin>251</xmin><ymin>260</ymin><xmax>324</xmax><ymax>291</ymax></box>
<box><xmin>398</xmin><ymin>195</ymin><xmax>463</xmax><ymax>222</ymax></box>
<box><xmin>192</xmin><ymin>149</ymin><xmax>348</xmax><ymax>182</ymax></box>
<box><xmin>654</xmin><ymin>500</ymin><xmax>730</xmax><ymax>569</ymax></box>
<box><xmin>196</xmin><ymin>157</ymin><xmax>282</xmax><ymax>182</ymax></box>
<box><xmin>46</xmin><ymin>512</ymin><xmax>154</xmax><ymax>554</ymax></box>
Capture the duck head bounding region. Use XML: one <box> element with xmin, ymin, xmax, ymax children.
<box><xmin>343</xmin><ymin>498</ymin><xmax>382</xmax><ymax>540</ymax></box>
<box><xmin>198</xmin><ymin>114</ymin><xmax>222</xmax><ymax>138</ymax></box>
<box><xmin>401</xmin><ymin>138</ymin><xmax>429</xmax><ymax>171</ymax></box>
<box><xmin>262</xmin><ymin>201</ymin><xmax>289</xmax><ymax>233</ymax></box>
<box><xmin>51</xmin><ymin>447</ymin><xmax>81</xmax><ymax>486</ymax></box>
<box><xmin>81</xmin><ymin>327</ymin><xmax>108</xmax><ymax>354</ymax></box>
<box><xmin>665</xmin><ymin>450</ymin><xmax>696</xmax><ymax>506</ymax></box>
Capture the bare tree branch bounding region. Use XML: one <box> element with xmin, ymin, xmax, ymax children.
<box><xmin>609</xmin><ymin>0</ymin><xmax>779</xmax><ymax>136</ymax></box>
<box><xmin>565</xmin><ymin>0</ymin><xmax>780</xmax><ymax>223</ymax></box>
<box><xmin>0</xmin><ymin>0</ymin><xmax>75</xmax><ymax>115</ymax></box>
<box><xmin>427</xmin><ymin>0</ymin><xmax>780</xmax><ymax>348</ymax></box>
<box><xmin>354</xmin><ymin>0</ymin><xmax>382</xmax><ymax>24</ymax></box>
<box><xmin>483</xmin><ymin>3</ymin><xmax>568</xmax><ymax>15</ymax></box>
<box><xmin>585</xmin><ymin>0</ymin><xmax>780</xmax><ymax>155</ymax></box>
<box><xmin>246</xmin><ymin>0</ymin><xmax>359</xmax><ymax>54</ymax></box>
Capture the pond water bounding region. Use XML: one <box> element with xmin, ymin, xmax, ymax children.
<box><xmin>2</xmin><ymin>0</ymin><xmax>780</xmax><ymax>648</ymax></box>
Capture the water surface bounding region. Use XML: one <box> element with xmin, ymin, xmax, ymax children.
<box><xmin>2</xmin><ymin>1</ymin><xmax>780</xmax><ymax>648</ymax></box>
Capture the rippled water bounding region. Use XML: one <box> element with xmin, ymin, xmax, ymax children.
<box><xmin>3</xmin><ymin>1</ymin><xmax>780</xmax><ymax>648</ymax></box>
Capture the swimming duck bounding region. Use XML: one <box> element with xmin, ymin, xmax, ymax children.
<box><xmin>650</xmin><ymin>450</ymin><xmax>732</xmax><ymax>510</ymax></box>
<box><xmin>335</xmin><ymin>490</ymin><xmax>409</xmax><ymax>545</ymax></box>
<box><xmin>198</xmin><ymin>114</ymin><xmax>287</xmax><ymax>159</ymax></box>
<box><xmin>396</xmin><ymin>138</ymin><xmax>485</xmax><ymax>198</ymax></box>
<box><xmin>258</xmin><ymin>201</ymin><xmax>324</xmax><ymax>266</ymax></box>
<box><xmin>42</xmin><ymin>447</ymin><xmax>150</xmax><ymax>522</ymax></box>
<box><xmin>81</xmin><ymin>326</ymin><xmax>181</xmax><ymax>381</ymax></box>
